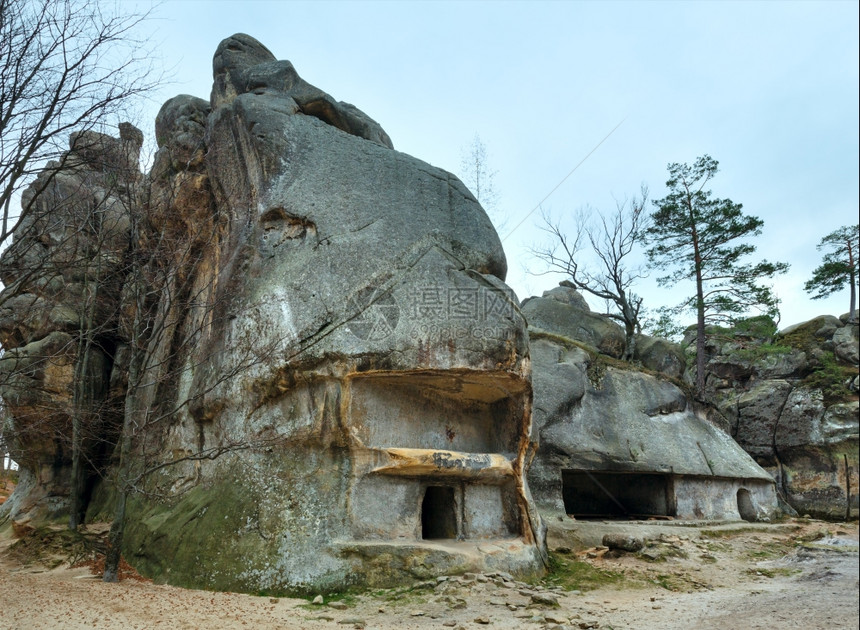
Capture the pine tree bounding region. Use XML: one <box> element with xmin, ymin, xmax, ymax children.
<box><xmin>804</xmin><ymin>225</ymin><xmax>859</xmax><ymax>318</ymax></box>
<box><xmin>646</xmin><ymin>155</ymin><xmax>789</xmax><ymax>398</ymax></box>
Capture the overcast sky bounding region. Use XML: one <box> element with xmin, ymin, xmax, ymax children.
<box><xmin>141</xmin><ymin>0</ymin><xmax>858</xmax><ymax>329</ymax></box>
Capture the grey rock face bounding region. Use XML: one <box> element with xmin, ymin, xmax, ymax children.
<box><xmin>774</xmin><ymin>387</ymin><xmax>826</xmax><ymax>449</ymax></box>
<box><xmin>820</xmin><ymin>402</ymin><xmax>860</xmax><ymax>444</ymax></box>
<box><xmin>121</xmin><ymin>35</ymin><xmax>539</xmax><ymax>592</ymax></box>
<box><xmin>522</xmin><ymin>295</ymin><xmax>625</xmax><ymax>358</ymax></box>
<box><xmin>634</xmin><ymin>334</ymin><xmax>687</xmax><ymax>380</ymax></box>
<box><xmin>527</xmin><ymin>334</ymin><xmax>777</xmax><ymax>522</ymax></box>
<box><xmin>733</xmin><ymin>380</ymin><xmax>793</xmax><ymax>458</ymax></box>
<box><xmin>832</xmin><ymin>323</ymin><xmax>859</xmax><ymax>365</ymax></box>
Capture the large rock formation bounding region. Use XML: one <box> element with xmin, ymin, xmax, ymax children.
<box><xmin>703</xmin><ymin>315</ymin><xmax>859</xmax><ymax>519</ymax></box>
<box><xmin>1</xmin><ymin>34</ymin><xmax>545</xmax><ymax>593</ymax></box>
<box><xmin>0</xmin><ymin>125</ymin><xmax>143</xmax><ymax>523</ymax></box>
<box><xmin>523</xmin><ymin>290</ymin><xmax>779</xmax><ymax>522</ymax></box>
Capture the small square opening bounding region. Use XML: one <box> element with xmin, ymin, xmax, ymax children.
<box><xmin>421</xmin><ymin>485</ymin><xmax>457</xmax><ymax>539</ymax></box>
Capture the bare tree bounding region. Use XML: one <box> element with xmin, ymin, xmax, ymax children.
<box><xmin>531</xmin><ymin>187</ymin><xmax>649</xmax><ymax>360</ymax></box>
<box><xmin>459</xmin><ymin>134</ymin><xmax>505</xmax><ymax>230</ymax></box>
<box><xmin>0</xmin><ymin>0</ymin><xmax>161</xmax><ymax>252</ymax></box>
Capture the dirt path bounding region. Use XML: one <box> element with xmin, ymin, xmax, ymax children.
<box><xmin>1</xmin><ymin>519</ymin><xmax>857</xmax><ymax>630</ymax></box>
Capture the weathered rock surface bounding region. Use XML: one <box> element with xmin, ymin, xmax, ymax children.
<box><xmin>210</xmin><ymin>33</ymin><xmax>392</xmax><ymax>148</ymax></box>
<box><xmin>527</xmin><ymin>332</ymin><xmax>778</xmax><ymax>522</ymax></box>
<box><xmin>633</xmin><ymin>333</ymin><xmax>687</xmax><ymax>380</ymax></box>
<box><xmin>1</xmin><ymin>34</ymin><xmax>544</xmax><ymax>593</ymax></box>
<box><xmin>832</xmin><ymin>323</ymin><xmax>859</xmax><ymax>365</ymax></box>
<box><xmin>522</xmin><ymin>291</ymin><xmax>625</xmax><ymax>359</ymax></box>
<box><xmin>539</xmin><ymin>282</ymin><xmax>591</xmax><ymax>311</ymax></box>
<box><xmin>695</xmin><ymin>314</ymin><xmax>859</xmax><ymax>519</ymax></box>
<box><xmin>0</xmin><ymin>126</ymin><xmax>141</xmax><ymax>522</ymax></box>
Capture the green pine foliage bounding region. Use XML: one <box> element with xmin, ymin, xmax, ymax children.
<box><xmin>646</xmin><ymin>155</ymin><xmax>789</xmax><ymax>325</ymax></box>
<box><xmin>645</xmin><ymin>155</ymin><xmax>789</xmax><ymax>397</ymax></box>
<box><xmin>804</xmin><ymin>224</ymin><xmax>859</xmax><ymax>315</ymax></box>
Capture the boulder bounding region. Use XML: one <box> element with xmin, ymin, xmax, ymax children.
<box><xmin>602</xmin><ymin>533</ymin><xmax>644</xmax><ymax>552</ymax></box>
<box><xmin>522</xmin><ymin>295</ymin><xmax>625</xmax><ymax>358</ymax></box>
<box><xmin>779</xmin><ymin>315</ymin><xmax>844</xmax><ymax>341</ymax></box>
<box><xmin>528</xmin><ymin>334</ymin><xmax>778</xmax><ymax>521</ymax></box>
<box><xmin>634</xmin><ymin>334</ymin><xmax>686</xmax><ymax>380</ymax></box>
<box><xmin>832</xmin><ymin>323</ymin><xmax>859</xmax><ymax>365</ymax></box>
<box><xmin>541</xmin><ymin>282</ymin><xmax>591</xmax><ymax>311</ymax></box>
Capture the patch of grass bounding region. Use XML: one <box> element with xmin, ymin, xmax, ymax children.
<box><xmin>636</xmin><ymin>544</ymin><xmax>689</xmax><ymax>563</ymax></box>
<box><xmin>725</xmin><ymin>343</ymin><xmax>793</xmax><ymax>364</ymax></box>
<box><xmin>650</xmin><ymin>573</ymin><xmax>686</xmax><ymax>591</ymax></box>
<box><xmin>378</xmin><ymin>590</ymin><xmax>430</xmax><ymax>608</ymax></box>
<box><xmin>795</xmin><ymin>528</ymin><xmax>830</xmax><ymax>544</ymax></box>
<box><xmin>701</xmin><ymin>541</ymin><xmax>731</xmax><ymax>553</ymax></box>
<box><xmin>801</xmin><ymin>351</ymin><xmax>856</xmax><ymax>406</ymax></box>
<box><xmin>539</xmin><ymin>551</ymin><xmax>630</xmax><ymax>592</ymax></box>
<box><xmin>297</xmin><ymin>592</ymin><xmax>360</xmax><ymax>611</ymax></box>
<box><xmin>745</xmin><ymin>540</ymin><xmax>794</xmax><ymax>561</ymax></box>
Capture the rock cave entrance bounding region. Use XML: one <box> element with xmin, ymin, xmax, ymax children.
<box><xmin>737</xmin><ymin>488</ymin><xmax>757</xmax><ymax>522</ymax></box>
<box><xmin>562</xmin><ymin>470</ymin><xmax>675</xmax><ymax>519</ymax></box>
<box><xmin>421</xmin><ymin>485</ymin><xmax>458</xmax><ymax>539</ymax></box>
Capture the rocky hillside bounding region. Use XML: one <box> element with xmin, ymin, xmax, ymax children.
<box><xmin>702</xmin><ymin>314</ymin><xmax>858</xmax><ymax>519</ymax></box>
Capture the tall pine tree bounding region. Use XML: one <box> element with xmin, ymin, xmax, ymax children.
<box><xmin>804</xmin><ymin>225</ymin><xmax>859</xmax><ymax>318</ymax></box>
<box><xmin>646</xmin><ymin>155</ymin><xmax>789</xmax><ymax>398</ymax></box>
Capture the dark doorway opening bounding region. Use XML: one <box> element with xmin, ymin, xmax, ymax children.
<box><xmin>421</xmin><ymin>486</ymin><xmax>457</xmax><ymax>539</ymax></box>
<box><xmin>737</xmin><ymin>488</ymin><xmax>757</xmax><ymax>522</ymax></box>
<box><xmin>562</xmin><ymin>470</ymin><xmax>675</xmax><ymax>519</ymax></box>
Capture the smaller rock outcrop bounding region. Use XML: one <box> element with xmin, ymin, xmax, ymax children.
<box><xmin>0</xmin><ymin>126</ymin><xmax>142</xmax><ymax>523</ymax></box>
<box><xmin>522</xmin><ymin>287</ymin><xmax>626</xmax><ymax>359</ymax></box>
<box><xmin>633</xmin><ymin>334</ymin><xmax>687</xmax><ymax>380</ymax></box>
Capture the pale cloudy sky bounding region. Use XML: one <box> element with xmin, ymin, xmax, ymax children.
<box><xmin>141</xmin><ymin>0</ymin><xmax>858</xmax><ymax>328</ymax></box>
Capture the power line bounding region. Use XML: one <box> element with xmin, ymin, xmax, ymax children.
<box><xmin>501</xmin><ymin>117</ymin><xmax>627</xmax><ymax>243</ymax></box>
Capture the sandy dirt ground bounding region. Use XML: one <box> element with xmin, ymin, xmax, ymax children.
<box><xmin>0</xmin><ymin>518</ymin><xmax>857</xmax><ymax>630</ymax></box>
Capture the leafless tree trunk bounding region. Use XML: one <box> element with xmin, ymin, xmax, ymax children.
<box><xmin>459</xmin><ymin>134</ymin><xmax>505</xmax><ymax>231</ymax></box>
